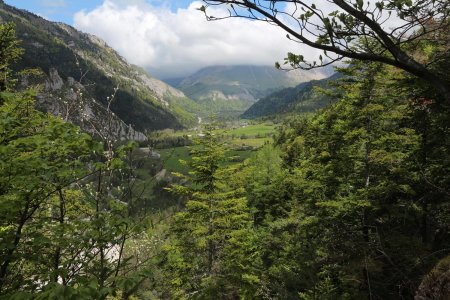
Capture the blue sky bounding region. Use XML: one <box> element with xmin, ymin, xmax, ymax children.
<box><xmin>3</xmin><ymin>0</ymin><xmax>312</xmax><ymax>78</ymax></box>
<box><xmin>4</xmin><ymin>0</ymin><xmax>193</xmax><ymax>24</ymax></box>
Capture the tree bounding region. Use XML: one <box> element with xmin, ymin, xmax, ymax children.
<box><xmin>0</xmin><ymin>22</ymin><xmax>23</xmax><ymax>92</ymax></box>
<box><xmin>242</xmin><ymin>144</ymin><xmax>289</xmax><ymax>225</ymax></box>
<box><xmin>200</xmin><ymin>0</ymin><xmax>450</xmax><ymax>100</ymax></box>
<box><xmin>0</xmin><ymin>24</ymin><xmax>152</xmax><ymax>299</ymax></box>
<box><xmin>0</xmin><ymin>89</ymin><xmax>100</xmax><ymax>293</ymax></box>
<box><xmin>162</xmin><ymin>124</ymin><xmax>261</xmax><ymax>298</ymax></box>
<box><xmin>264</xmin><ymin>60</ymin><xmax>450</xmax><ymax>298</ymax></box>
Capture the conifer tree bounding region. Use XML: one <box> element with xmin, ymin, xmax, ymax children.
<box><xmin>163</xmin><ymin>123</ymin><xmax>261</xmax><ymax>298</ymax></box>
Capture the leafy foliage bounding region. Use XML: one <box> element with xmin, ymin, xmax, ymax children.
<box><xmin>1</xmin><ymin>3</ymin><xmax>449</xmax><ymax>299</ymax></box>
<box><xmin>0</xmin><ymin>24</ymin><xmax>153</xmax><ymax>299</ymax></box>
<box><xmin>161</xmin><ymin>124</ymin><xmax>262</xmax><ymax>298</ymax></box>
<box><xmin>0</xmin><ymin>22</ymin><xmax>23</xmax><ymax>92</ymax></box>
<box><xmin>264</xmin><ymin>60</ymin><xmax>450</xmax><ymax>298</ymax></box>
<box><xmin>203</xmin><ymin>0</ymin><xmax>450</xmax><ymax>101</ymax></box>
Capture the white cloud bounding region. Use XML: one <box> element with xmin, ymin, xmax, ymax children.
<box><xmin>284</xmin><ymin>1</ymin><xmax>407</xmax><ymax>37</ymax></box>
<box><xmin>73</xmin><ymin>0</ymin><xmax>320</xmax><ymax>78</ymax></box>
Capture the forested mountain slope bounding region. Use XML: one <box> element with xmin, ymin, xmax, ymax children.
<box><xmin>151</xmin><ymin>61</ymin><xmax>450</xmax><ymax>299</ymax></box>
<box><xmin>0</xmin><ymin>1</ymin><xmax>199</xmax><ymax>137</ymax></box>
<box><xmin>242</xmin><ymin>72</ymin><xmax>342</xmax><ymax>119</ymax></box>
<box><xmin>171</xmin><ymin>65</ymin><xmax>333</xmax><ymax>115</ymax></box>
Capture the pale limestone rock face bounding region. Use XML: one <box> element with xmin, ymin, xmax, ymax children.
<box><xmin>37</xmin><ymin>68</ymin><xmax>147</xmax><ymax>142</ymax></box>
<box><xmin>199</xmin><ymin>90</ymin><xmax>255</xmax><ymax>102</ymax></box>
<box><xmin>138</xmin><ymin>73</ymin><xmax>185</xmax><ymax>99</ymax></box>
<box><xmin>86</xmin><ymin>32</ymin><xmax>107</xmax><ymax>48</ymax></box>
<box><xmin>46</xmin><ymin>68</ymin><xmax>64</xmax><ymax>91</ymax></box>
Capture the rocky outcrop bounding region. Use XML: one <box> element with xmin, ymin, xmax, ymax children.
<box><xmin>36</xmin><ymin>68</ymin><xmax>147</xmax><ymax>142</ymax></box>
<box><xmin>0</xmin><ymin>1</ymin><xmax>199</xmax><ymax>133</ymax></box>
<box><xmin>138</xmin><ymin>72</ymin><xmax>185</xmax><ymax>99</ymax></box>
<box><xmin>415</xmin><ymin>255</ymin><xmax>450</xmax><ymax>300</ymax></box>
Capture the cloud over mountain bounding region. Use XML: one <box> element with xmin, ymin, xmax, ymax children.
<box><xmin>73</xmin><ymin>0</ymin><xmax>320</xmax><ymax>78</ymax></box>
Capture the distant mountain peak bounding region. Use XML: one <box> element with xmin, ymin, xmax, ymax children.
<box><xmin>168</xmin><ymin>64</ymin><xmax>334</xmax><ymax>117</ymax></box>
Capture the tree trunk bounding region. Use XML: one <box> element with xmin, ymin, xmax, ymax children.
<box><xmin>52</xmin><ymin>189</ymin><xmax>66</xmax><ymax>284</ymax></box>
<box><xmin>0</xmin><ymin>212</ymin><xmax>27</xmax><ymax>291</ymax></box>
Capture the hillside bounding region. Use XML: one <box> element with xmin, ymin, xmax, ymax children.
<box><xmin>0</xmin><ymin>1</ymin><xmax>199</xmax><ymax>138</ymax></box>
<box><xmin>170</xmin><ymin>65</ymin><xmax>333</xmax><ymax>116</ymax></box>
<box><xmin>242</xmin><ymin>72</ymin><xmax>342</xmax><ymax>119</ymax></box>
<box><xmin>2</xmin><ymin>0</ymin><xmax>449</xmax><ymax>299</ymax></box>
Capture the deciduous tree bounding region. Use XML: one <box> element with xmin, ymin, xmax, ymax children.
<box><xmin>201</xmin><ymin>0</ymin><xmax>450</xmax><ymax>100</ymax></box>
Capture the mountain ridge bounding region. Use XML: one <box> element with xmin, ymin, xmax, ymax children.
<box><xmin>0</xmin><ymin>1</ymin><xmax>199</xmax><ymax>139</ymax></box>
<box><xmin>242</xmin><ymin>72</ymin><xmax>342</xmax><ymax>119</ymax></box>
<box><xmin>168</xmin><ymin>65</ymin><xmax>334</xmax><ymax>116</ymax></box>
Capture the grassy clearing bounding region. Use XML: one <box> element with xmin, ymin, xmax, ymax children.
<box><xmin>157</xmin><ymin>146</ymin><xmax>256</xmax><ymax>174</ymax></box>
<box><xmin>226</xmin><ymin>137</ymin><xmax>272</xmax><ymax>148</ymax></box>
<box><xmin>216</xmin><ymin>123</ymin><xmax>276</xmax><ymax>137</ymax></box>
<box><xmin>168</xmin><ymin>122</ymin><xmax>277</xmax><ymax>138</ymax></box>
<box><xmin>153</xmin><ymin>122</ymin><xmax>277</xmax><ymax>173</ymax></box>
<box><xmin>219</xmin><ymin>123</ymin><xmax>276</xmax><ymax>148</ymax></box>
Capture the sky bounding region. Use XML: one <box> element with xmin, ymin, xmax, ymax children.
<box><xmin>4</xmin><ymin>0</ymin><xmax>319</xmax><ymax>78</ymax></box>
